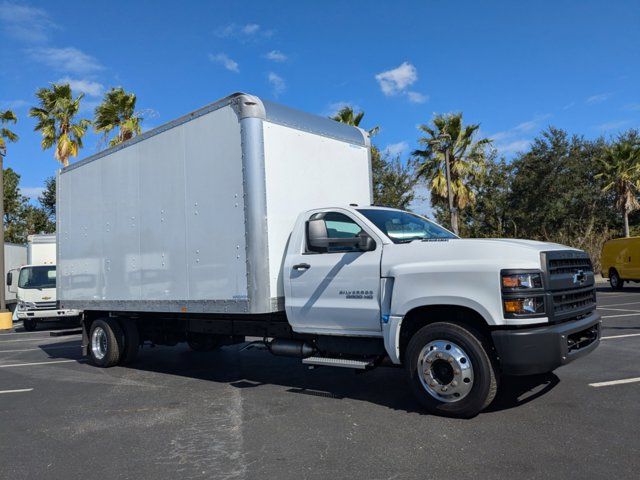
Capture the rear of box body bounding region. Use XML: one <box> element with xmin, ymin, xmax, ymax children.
<box><xmin>58</xmin><ymin>93</ymin><xmax>372</xmax><ymax>315</ymax></box>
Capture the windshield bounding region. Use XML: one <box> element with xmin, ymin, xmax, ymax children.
<box><xmin>18</xmin><ymin>266</ymin><xmax>56</xmax><ymax>289</ymax></box>
<box><xmin>357</xmin><ymin>208</ymin><xmax>457</xmax><ymax>243</ymax></box>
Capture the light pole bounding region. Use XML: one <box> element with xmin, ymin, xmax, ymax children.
<box><xmin>438</xmin><ymin>132</ymin><xmax>458</xmax><ymax>235</ymax></box>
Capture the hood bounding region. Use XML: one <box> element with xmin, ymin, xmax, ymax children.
<box><xmin>381</xmin><ymin>237</ymin><xmax>579</xmax><ymax>277</ymax></box>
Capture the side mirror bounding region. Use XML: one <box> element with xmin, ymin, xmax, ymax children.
<box><xmin>7</xmin><ymin>270</ymin><xmax>17</xmax><ymax>293</ymax></box>
<box><xmin>357</xmin><ymin>234</ymin><xmax>376</xmax><ymax>252</ymax></box>
<box><xmin>6</xmin><ymin>271</ymin><xmax>11</xmax><ymax>286</ymax></box>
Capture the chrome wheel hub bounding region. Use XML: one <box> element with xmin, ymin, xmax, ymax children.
<box><xmin>91</xmin><ymin>326</ymin><xmax>108</xmax><ymax>360</ymax></box>
<box><xmin>418</xmin><ymin>340</ymin><xmax>474</xmax><ymax>402</ymax></box>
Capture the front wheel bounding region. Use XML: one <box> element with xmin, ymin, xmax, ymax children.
<box><xmin>22</xmin><ymin>318</ymin><xmax>37</xmax><ymax>331</ymax></box>
<box><xmin>405</xmin><ymin>322</ymin><xmax>498</xmax><ymax>418</ymax></box>
<box><xmin>610</xmin><ymin>269</ymin><xmax>624</xmax><ymax>290</ymax></box>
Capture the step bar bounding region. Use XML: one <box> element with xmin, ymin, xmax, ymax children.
<box><xmin>302</xmin><ymin>356</ymin><xmax>374</xmax><ymax>370</ymax></box>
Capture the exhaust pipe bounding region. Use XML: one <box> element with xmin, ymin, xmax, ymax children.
<box><xmin>269</xmin><ymin>339</ymin><xmax>316</xmax><ymax>358</ymax></box>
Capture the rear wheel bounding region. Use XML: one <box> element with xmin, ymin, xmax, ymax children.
<box><xmin>22</xmin><ymin>318</ymin><xmax>37</xmax><ymax>331</ymax></box>
<box><xmin>405</xmin><ymin>322</ymin><xmax>497</xmax><ymax>418</ymax></box>
<box><xmin>610</xmin><ymin>269</ymin><xmax>624</xmax><ymax>290</ymax></box>
<box><xmin>89</xmin><ymin>318</ymin><xmax>124</xmax><ymax>367</ymax></box>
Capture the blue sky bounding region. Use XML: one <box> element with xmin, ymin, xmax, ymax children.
<box><xmin>1</xmin><ymin>0</ymin><xmax>639</xmax><ymax>214</ymax></box>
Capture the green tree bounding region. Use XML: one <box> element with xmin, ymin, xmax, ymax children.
<box><xmin>2</xmin><ymin>168</ymin><xmax>28</xmax><ymax>243</ymax></box>
<box><xmin>413</xmin><ymin>112</ymin><xmax>492</xmax><ymax>233</ymax></box>
<box><xmin>39</xmin><ymin>176</ymin><xmax>56</xmax><ymax>221</ymax></box>
<box><xmin>94</xmin><ymin>87</ymin><xmax>143</xmax><ymax>147</ymax></box>
<box><xmin>595</xmin><ymin>130</ymin><xmax>640</xmax><ymax>237</ymax></box>
<box><xmin>331</xmin><ymin>105</ymin><xmax>415</xmax><ymax>208</ymax></box>
<box><xmin>0</xmin><ymin>110</ymin><xmax>18</xmax><ymax>154</ymax></box>
<box><xmin>371</xmin><ymin>148</ymin><xmax>417</xmax><ymax>209</ymax></box>
<box><xmin>331</xmin><ymin>105</ymin><xmax>379</xmax><ymax>136</ymax></box>
<box><xmin>29</xmin><ymin>83</ymin><xmax>90</xmax><ymax>167</ymax></box>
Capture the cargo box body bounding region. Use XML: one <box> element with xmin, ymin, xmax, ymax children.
<box><xmin>58</xmin><ymin>93</ymin><xmax>372</xmax><ymax>315</ymax></box>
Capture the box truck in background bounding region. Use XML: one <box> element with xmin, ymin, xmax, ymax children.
<box><xmin>8</xmin><ymin>234</ymin><xmax>80</xmax><ymax>331</ymax></box>
<box><xmin>58</xmin><ymin>93</ymin><xmax>600</xmax><ymax>417</ymax></box>
<box><xmin>3</xmin><ymin>242</ymin><xmax>27</xmax><ymax>312</ymax></box>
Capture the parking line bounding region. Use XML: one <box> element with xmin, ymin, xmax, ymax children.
<box><xmin>589</xmin><ymin>377</ymin><xmax>640</xmax><ymax>388</ymax></box>
<box><xmin>0</xmin><ymin>359</ymin><xmax>82</xmax><ymax>368</ymax></box>
<box><xmin>601</xmin><ymin>333</ymin><xmax>640</xmax><ymax>340</ymax></box>
<box><xmin>0</xmin><ymin>331</ymin><xmax>56</xmax><ymax>336</ymax></box>
<box><xmin>597</xmin><ymin>307</ymin><xmax>640</xmax><ymax>312</ymax></box>
<box><xmin>597</xmin><ymin>301</ymin><xmax>640</xmax><ymax>308</ymax></box>
<box><xmin>601</xmin><ymin>313</ymin><xmax>640</xmax><ymax>319</ymax></box>
<box><xmin>0</xmin><ymin>388</ymin><xmax>33</xmax><ymax>394</ymax></box>
<box><xmin>0</xmin><ymin>337</ymin><xmax>76</xmax><ymax>343</ymax></box>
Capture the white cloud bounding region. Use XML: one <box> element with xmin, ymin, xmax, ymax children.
<box><xmin>208</xmin><ymin>53</ymin><xmax>239</xmax><ymax>72</ymax></box>
<box><xmin>586</xmin><ymin>92</ymin><xmax>612</xmax><ymax>104</ymax></box>
<box><xmin>28</xmin><ymin>46</ymin><xmax>103</xmax><ymax>74</ymax></box>
<box><xmin>0</xmin><ymin>1</ymin><xmax>57</xmax><ymax>43</ymax></box>
<box><xmin>375</xmin><ymin>62</ymin><xmax>418</xmax><ymax>96</ymax></box>
<box><xmin>215</xmin><ymin>23</ymin><xmax>273</xmax><ymax>40</ymax></box>
<box><xmin>264</xmin><ymin>50</ymin><xmax>287</xmax><ymax>62</ymax></box>
<box><xmin>623</xmin><ymin>103</ymin><xmax>640</xmax><ymax>112</ymax></box>
<box><xmin>490</xmin><ymin>114</ymin><xmax>551</xmax><ymax>155</ymax></box>
<box><xmin>58</xmin><ymin>77</ymin><xmax>104</xmax><ymax>96</ymax></box>
<box><xmin>383</xmin><ymin>141</ymin><xmax>409</xmax><ymax>157</ymax></box>
<box><xmin>407</xmin><ymin>91</ymin><xmax>428</xmax><ymax>104</ymax></box>
<box><xmin>268</xmin><ymin>72</ymin><xmax>286</xmax><ymax>97</ymax></box>
<box><xmin>0</xmin><ymin>99</ymin><xmax>28</xmax><ymax>110</ymax></box>
<box><xmin>497</xmin><ymin>139</ymin><xmax>532</xmax><ymax>155</ymax></box>
<box><xmin>21</xmin><ymin>186</ymin><xmax>44</xmax><ymax>201</ymax></box>
<box><xmin>324</xmin><ymin>101</ymin><xmax>360</xmax><ymax>117</ymax></box>
<box><xmin>595</xmin><ymin>120</ymin><xmax>631</xmax><ymax>131</ymax></box>
<box><xmin>375</xmin><ymin>62</ymin><xmax>427</xmax><ymax>103</ymax></box>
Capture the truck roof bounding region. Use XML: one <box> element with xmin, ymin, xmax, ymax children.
<box><xmin>62</xmin><ymin>92</ymin><xmax>369</xmax><ymax>174</ymax></box>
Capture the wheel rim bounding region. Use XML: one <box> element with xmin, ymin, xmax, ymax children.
<box><xmin>418</xmin><ymin>340</ymin><xmax>474</xmax><ymax>403</ymax></box>
<box><xmin>91</xmin><ymin>326</ymin><xmax>108</xmax><ymax>360</ymax></box>
<box><xmin>611</xmin><ymin>273</ymin><xmax>619</xmax><ymax>288</ymax></box>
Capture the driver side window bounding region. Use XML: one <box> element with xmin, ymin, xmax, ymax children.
<box><xmin>307</xmin><ymin>211</ymin><xmax>363</xmax><ymax>253</ymax></box>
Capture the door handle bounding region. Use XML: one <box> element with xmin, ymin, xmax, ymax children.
<box><xmin>293</xmin><ymin>263</ymin><xmax>311</xmax><ymax>271</ymax></box>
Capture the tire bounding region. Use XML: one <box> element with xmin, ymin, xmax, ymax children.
<box><xmin>187</xmin><ymin>333</ymin><xmax>220</xmax><ymax>352</ymax></box>
<box><xmin>610</xmin><ymin>269</ymin><xmax>624</xmax><ymax>290</ymax></box>
<box><xmin>22</xmin><ymin>318</ymin><xmax>37</xmax><ymax>331</ymax></box>
<box><xmin>118</xmin><ymin>318</ymin><xmax>140</xmax><ymax>365</ymax></box>
<box><xmin>405</xmin><ymin>322</ymin><xmax>498</xmax><ymax>418</ymax></box>
<box><xmin>89</xmin><ymin>318</ymin><xmax>124</xmax><ymax>367</ymax></box>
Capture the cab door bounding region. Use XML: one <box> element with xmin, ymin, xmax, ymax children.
<box><xmin>285</xmin><ymin>210</ymin><xmax>383</xmax><ymax>334</ymax></box>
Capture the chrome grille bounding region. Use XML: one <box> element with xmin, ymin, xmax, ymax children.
<box><xmin>33</xmin><ymin>301</ymin><xmax>57</xmax><ymax>310</ymax></box>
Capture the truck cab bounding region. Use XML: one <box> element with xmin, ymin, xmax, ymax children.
<box><xmin>8</xmin><ymin>234</ymin><xmax>80</xmax><ymax>331</ymax></box>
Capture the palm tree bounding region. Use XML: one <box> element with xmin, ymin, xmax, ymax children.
<box><xmin>29</xmin><ymin>83</ymin><xmax>90</xmax><ymax>167</ymax></box>
<box><xmin>596</xmin><ymin>130</ymin><xmax>640</xmax><ymax>237</ymax></box>
<box><xmin>0</xmin><ymin>110</ymin><xmax>18</xmax><ymax>157</ymax></box>
<box><xmin>413</xmin><ymin>113</ymin><xmax>492</xmax><ymax>233</ymax></box>
<box><xmin>0</xmin><ymin>109</ymin><xmax>19</xmax><ymax>314</ymax></box>
<box><xmin>94</xmin><ymin>87</ymin><xmax>142</xmax><ymax>147</ymax></box>
<box><xmin>331</xmin><ymin>106</ymin><xmax>379</xmax><ymax>136</ymax></box>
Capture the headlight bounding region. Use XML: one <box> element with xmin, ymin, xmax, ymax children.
<box><xmin>503</xmin><ymin>297</ymin><xmax>545</xmax><ymax>315</ymax></box>
<box><xmin>501</xmin><ymin>272</ymin><xmax>543</xmax><ymax>289</ymax></box>
<box><xmin>501</xmin><ymin>270</ymin><xmax>545</xmax><ymax>318</ymax></box>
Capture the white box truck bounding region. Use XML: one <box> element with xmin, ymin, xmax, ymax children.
<box><xmin>4</xmin><ymin>242</ymin><xmax>27</xmax><ymax>311</ymax></box>
<box><xmin>8</xmin><ymin>234</ymin><xmax>80</xmax><ymax>331</ymax></box>
<box><xmin>58</xmin><ymin>93</ymin><xmax>600</xmax><ymax>417</ymax></box>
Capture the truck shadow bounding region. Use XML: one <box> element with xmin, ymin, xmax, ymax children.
<box><xmin>39</xmin><ymin>341</ymin><xmax>561</xmax><ymax>416</ymax></box>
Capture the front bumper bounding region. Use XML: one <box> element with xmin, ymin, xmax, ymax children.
<box><xmin>491</xmin><ymin>311</ymin><xmax>601</xmax><ymax>375</ymax></box>
<box><xmin>16</xmin><ymin>309</ymin><xmax>81</xmax><ymax>320</ymax></box>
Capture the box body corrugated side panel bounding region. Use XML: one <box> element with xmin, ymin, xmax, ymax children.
<box><xmin>58</xmin><ymin>105</ymin><xmax>249</xmax><ymax>312</ymax></box>
<box><xmin>262</xmin><ymin>121</ymin><xmax>372</xmax><ymax>301</ymax></box>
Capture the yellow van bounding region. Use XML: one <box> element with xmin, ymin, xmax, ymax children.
<box><xmin>601</xmin><ymin>237</ymin><xmax>640</xmax><ymax>289</ymax></box>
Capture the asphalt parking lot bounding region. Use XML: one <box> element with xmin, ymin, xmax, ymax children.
<box><xmin>1</xmin><ymin>286</ymin><xmax>638</xmax><ymax>480</ymax></box>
